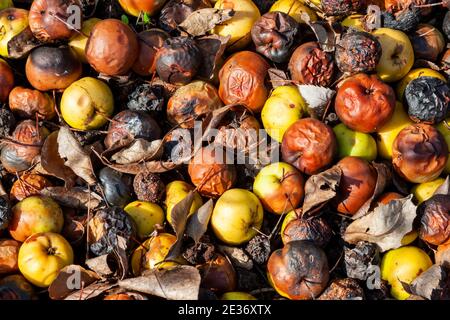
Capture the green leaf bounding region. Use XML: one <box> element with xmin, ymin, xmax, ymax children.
<box><xmin>121</xmin><ymin>14</ymin><xmax>129</xmax><ymax>25</ymax></box>
<box><xmin>143</xmin><ymin>12</ymin><xmax>150</xmax><ymax>24</ymax></box>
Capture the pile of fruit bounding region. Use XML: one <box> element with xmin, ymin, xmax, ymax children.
<box><xmin>0</xmin><ymin>0</ymin><xmax>450</xmax><ymax>301</ymax></box>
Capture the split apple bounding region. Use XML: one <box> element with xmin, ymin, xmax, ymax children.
<box><xmin>0</xmin><ymin>8</ymin><xmax>29</xmax><ymax>58</ymax></box>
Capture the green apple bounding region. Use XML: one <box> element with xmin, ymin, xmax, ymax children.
<box><xmin>412</xmin><ymin>178</ymin><xmax>446</xmax><ymax>204</ymax></box>
<box><xmin>0</xmin><ymin>8</ymin><xmax>29</xmax><ymax>58</ymax></box>
<box><xmin>165</xmin><ymin>180</ymin><xmax>203</xmax><ymax>226</ymax></box>
<box><xmin>124</xmin><ymin>201</ymin><xmax>165</xmax><ymax>238</ymax></box>
<box><xmin>381</xmin><ymin>246</ymin><xmax>432</xmax><ymax>300</ymax></box>
<box><xmin>333</xmin><ymin>123</ymin><xmax>377</xmax><ymax>161</ymax></box>
<box><xmin>253</xmin><ymin>162</ymin><xmax>304</xmax><ymax>214</ymax></box>
<box><xmin>261</xmin><ymin>86</ymin><xmax>306</xmax><ymax>142</ymax></box>
<box><xmin>211</xmin><ymin>189</ymin><xmax>264</xmax><ymax>245</ymax></box>
<box><xmin>373</xmin><ymin>28</ymin><xmax>414</xmax><ymax>82</ymax></box>
<box><xmin>0</xmin><ymin>0</ymin><xmax>13</xmax><ymax>10</ymax></box>
<box><xmin>436</xmin><ymin>118</ymin><xmax>450</xmax><ymax>174</ymax></box>
<box><xmin>376</xmin><ymin>102</ymin><xmax>414</xmax><ymax>159</ymax></box>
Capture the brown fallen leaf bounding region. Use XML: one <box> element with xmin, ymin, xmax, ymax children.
<box><xmin>410</xmin><ymin>264</ymin><xmax>449</xmax><ymax>300</ymax></box>
<box><xmin>268</xmin><ymin>68</ymin><xmax>291</xmax><ymax>89</ymax></box>
<box><xmin>85</xmin><ymin>255</ymin><xmax>116</xmax><ymax>278</ymax></box>
<box><xmin>344</xmin><ymin>195</ymin><xmax>417</xmax><ymax>252</ymax></box>
<box><xmin>58</xmin><ymin>127</ymin><xmax>97</xmax><ymax>185</ymax></box>
<box><xmin>297</xmin><ymin>85</ymin><xmax>336</xmax><ymax>120</ymax></box>
<box><xmin>40</xmin><ymin>186</ymin><xmax>103</xmax><ymax>210</ymax></box>
<box><xmin>352</xmin><ymin>162</ymin><xmax>392</xmax><ymax>219</ymax></box>
<box><xmin>186</xmin><ymin>199</ymin><xmax>214</xmax><ymax>244</ymax></box>
<box><xmin>179</xmin><ymin>8</ymin><xmax>235</xmax><ymax>37</ymax></box>
<box><xmin>111</xmin><ymin>139</ymin><xmax>163</xmax><ymax>164</ymax></box>
<box><xmin>111</xmin><ymin>235</ymin><xmax>129</xmax><ymax>280</ymax></box>
<box><xmin>48</xmin><ymin>265</ymin><xmax>99</xmax><ymax>300</ymax></box>
<box><xmin>40</xmin><ymin>131</ymin><xmax>77</xmax><ymax>187</ymax></box>
<box><xmin>196</xmin><ymin>34</ymin><xmax>230</xmax><ymax>81</ymax></box>
<box><xmin>118</xmin><ymin>265</ymin><xmax>201</xmax><ymax>300</ymax></box>
<box><xmin>64</xmin><ymin>281</ymin><xmax>117</xmax><ymax>300</ymax></box>
<box><xmin>165</xmin><ymin>191</ymin><xmax>195</xmax><ymax>261</ymax></box>
<box><xmin>302</xmin><ymin>165</ymin><xmax>342</xmax><ymax>217</ymax></box>
<box><xmin>301</xmin><ymin>12</ymin><xmax>337</xmax><ymax>52</ymax></box>
<box><xmin>101</xmin><ymin>160</ymin><xmax>180</xmax><ymax>175</ymax></box>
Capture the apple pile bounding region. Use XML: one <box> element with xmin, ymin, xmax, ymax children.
<box><xmin>0</xmin><ymin>0</ymin><xmax>450</xmax><ymax>301</ymax></box>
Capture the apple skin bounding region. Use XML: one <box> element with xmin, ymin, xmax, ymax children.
<box><xmin>211</xmin><ymin>189</ymin><xmax>264</xmax><ymax>245</ymax></box>
<box><xmin>341</xmin><ymin>14</ymin><xmax>365</xmax><ymax>31</ymax></box>
<box><xmin>165</xmin><ymin>181</ymin><xmax>203</xmax><ymax>226</ymax></box>
<box><xmin>118</xmin><ymin>0</ymin><xmax>167</xmax><ymax>17</ymax></box>
<box><xmin>436</xmin><ymin>118</ymin><xmax>450</xmax><ymax>174</ymax></box>
<box><xmin>18</xmin><ymin>232</ymin><xmax>73</xmax><ymax>288</ymax></box>
<box><xmin>261</xmin><ymin>86</ymin><xmax>305</xmax><ymax>143</ymax></box>
<box><xmin>412</xmin><ymin>178</ymin><xmax>446</xmax><ymax>204</ymax></box>
<box><xmin>213</xmin><ymin>0</ymin><xmax>261</xmax><ymax>51</ymax></box>
<box><xmin>396</xmin><ymin>68</ymin><xmax>446</xmax><ymax>101</ymax></box>
<box><xmin>269</xmin><ymin>0</ymin><xmax>317</xmax><ymax>24</ymax></box>
<box><xmin>9</xmin><ymin>196</ymin><xmax>64</xmax><ymax>242</ymax></box>
<box><xmin>373</xmin><ymin>28</ymin><xmax>414</xmax><ymax>82</ymax></box>
<box><xmin>0</xmin><ymin>8</ymin><xmax>29</xmax><ymax>58</ymax></box>
<box><xmin>60</xmin><ymin>77</ymin><xmax>114</xmax><ymax>130</ymax></box>
<box><xmin>381</xmin><ymin>246</ymin><xmax>432</xmax><ymax>300</ymax></box>
<box><xmin>253</xmin><ymin>162</ymin><xmax>304</xmax><ymax>215</ymax></box>
<box><xmin>333</xmin><ymin>123</ymin><xmax>377</xmax><ymax>161</ymax></box>
<box><xmin>0</xmin><ymin>0</ymin><xmax>13</xmax><ymax>10</ymax></box>
<box><xmin>69</xmin><ymin>18</ymin><xmax>101</xmax><ymax>63</ymax></box>
<box><xmin>221</xmin><ymin>292</ymin><xmax>257</xmax><ymax>300</ymax></box>
<box><xmin>375</xmin><ymin>102</ymin><xmax>414</xmax><ymax>160</ymax></box>
<box><xmin>124</xmin><ymin>201</ymin><xmax>165</xmax><ymax>239</ymax></box>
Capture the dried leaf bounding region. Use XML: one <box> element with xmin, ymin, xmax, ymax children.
<box><xmin>111</xmin><ymin>139</ymin><xmax>163</xmax><ymax>164</ymax></box>
<box><xmin>434</xmin><ymin>175</ymin><xmax>450</xmax><ymax>196</ymax></box>
<box><xmin>186</xmin><ymin>199</ymin><xmax>214</xmax><ymax>244</ymax></box>
<box><xmin>410</xmin><ymin>265</ymin><xmax>449</xmax><ymax>300</ymax></box>
<box><xmin>7</xmin><ymin>26</ymin><xmax>43</xmax><ymax>59</ymax></box>
<box><xmin>301</xmin><ymin>13</ymin><xmax>336</xmax><ymax>52</ymax></box>
<box><xmin>179</xmin><ymin>8</ymin><xmax>235</xmax><ymax>37</ymax></box>
<box><xmin>196</xmin><ymin>34</ymin><xmax>230</xmax><ymax>81</ymax></box>
<box><xmin>57</xmin><ymin>127</ymin><xmax>96</xmax><ymax>185</ymax></box>
<box><xmin>64</xmin><ymin>281</ymin><xmax>117</xmax><ymax>300</ymax></box>
<box><xmin>111</xmin><ymin>235</ymin><xmax>129</xmax><ymax>280</ymax></box>
<box><xmin>297</xmin><ymin>85</ymin><xmax>335</xmax><ymax>119</ymax></box>
<box><xmin>353</xmin><ymin>162</ymin><xmax>392</xmax><ymax>219</ymax></box>
<box><xmin>85</xmin><ymin>255</ymin><xmax>116</xmax><ymax>278</ymax></box>
<box><xmin>48</xmin><ymin>265</ymin><xmax>99</xmax><ymax>300</ymax></box>
<box><xmin>118</xmin><ymin>265</ymin><xmax>201</xmax><ymax>300</ymax></box>
<box><xmin>302</xmin><ymin>165</ymin><xmax>342</xmax><ymax>217</ymax></box>
<box><xmin>101</xmin><ymin>160</ymin><xmax>179</xmax><ymax>175</ymax></box>
<box><xmin>40</xmin><ymin>187</ymin><xmax>102</xmax><ymax>210</ymax></box>
<box><xmin>41</xmin><ymin>131</ymin><xmax>77</xmax><ymax>187</ymax></box>
<box><xmin>344</xmin><ymin>195</ymin><xmax>417</xmax><ymax>252</ymax></box>
<box><xmin>268</xmin><ymin>68</ymin><xmax>291</xmax><ymax>88</ymax></box>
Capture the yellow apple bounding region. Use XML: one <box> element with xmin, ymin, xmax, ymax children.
<box><xmin>165</xmin><ymin>180</ymin><xmax>203</xmax><ymax>226</ymax></box>
<box><xmin>211</xmin><ymin>189</ymin><xmax>264</xmax><ymax>245</ymax></box>
<box><xmin>333</xmin><ymin>123</ymin><xmax>378</xmax><ymax>161</ymax></box>
<box><xmin>18</xmin><ymin>232</ymin><xmax>73</xmax><ymax>288</ymax></box>
<box><xmin>213</xmin><ymin>0</ymin><xmax>261</xmax><ymax>51</ymax></box>
<box><xmin>436</xmin><ymin>118</ymin><xmax>450</xmax><ymax>173</ymax></box>
<box><xmin>412</xmin><ymin>178</ymin><xmax>446</xmax><ymax>204</ymax></box>
<box><xmin>373</xmin><ymin>28</ymin><xmax>414</xmax><ymax>82</ymax></box>
<box><xmin>269</xmin><ymin>0</ymin><xmax>317</xmax><ymax>24</ymax></box>
<box><xmin>0</xmin><ymin>0</ymin><xmax>13</xmax><ymax>10</ymax></box>
<box><xmin>253</xmin><ymin>162</ymin><xmax>304</xmax><ymax>214</ymax></box>
<box><xmin>0</xmin><ymin>8</ymin><xmax>29</xmax><ymax>58</ymax></box>
<box><xmin>60</xmin><ymin>77</ymin><xmax>114</xmax><ymax>130</ymax></box>
<box><xmin>69</xmin><ymin>18</ymin><xmax>101</xmax><ymax>63</ymax></box>
<box><xmin>261</xmin><ymin>86</ymin><xmax>306</xmax><ymax>143</ymax></box>
<box><xmin>396</xmin><ymin>68</ymin><xmax>446</xmax><ymax>101</ymax></box>
<box><xmin>381</xmin><ymin>246</ymin><xmax>432</xmax><ymax>300</ymax></box>
<box><xmin>341</xmin><ymin>14</ymin><xmax>365</xmax><ymax>31</ymax></box>
<box><xmin>375</xmin><ymin>102</ymin><xmax>413</xmax><ymax>159</ymax></box>
<box><xmin>124</xmin><ymin>201</ymin><xmax>165</xmax><ymax>239</ymax></box>
<box><xmin>221</xmin><ymin>292</ymin><xmax>257</xmax><ymax>300</ymax></box>
<box><xmin>280</xmin><ymin>210</ymin><xmax>299</xmax><ymax>244</ymax></box>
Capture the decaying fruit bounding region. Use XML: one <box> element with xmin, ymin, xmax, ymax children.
<box><xmin>8</xmin><ymin>87</ymin><xmax>55</xmax><ymax>120</ymax></box>
<box><xmin>10</xmin><ymin>174</ymin><xmax>52</xmax><ymax>202</ymax></box>
<box><xmin>419</xmin><ymin>195</ymin><xmax>450</xmax><ymax>246</ymax></box>
<box><xmin>199</xmin><ymin>254</ymin><xmax>237</xmax><ymax>293</ymax></box>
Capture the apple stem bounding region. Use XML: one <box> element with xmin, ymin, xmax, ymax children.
<box><xmin>252</xmin><ymin>226</ymin><xmax>269</xmax><ymax>238</ymax></box>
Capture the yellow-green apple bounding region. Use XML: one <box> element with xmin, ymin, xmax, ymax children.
<box><xmin>213</xmin><ymin>0</ymin><xmax>261</xmax><ymax>51</ymax></box>
<box><xmin>341</xmin><ymin>14</ymin><xmax>365</xmax><ymax>31</ymax></box>
<box><xmin>124</xmin><ymin>201</ymin><xmax>165</xmax><ymax>239</ymax></box>
<box><xmin>373</xmin><ymin>28</ymin><xmax>414</xmax><ymax>82</ymax></box>
<box><xmin>0</xmin><ymin>0</ymin><xmax>13</xmax><ymax>10</ymax></box>
<box><xmin>60</xmin><ymin>77</ymin><xmax>114</xmax><ymax>130</ymax></box>
<box><xmin>436</xmin><ymin>118</ymin><xmax>450</xmax><ymax>173</ymax></box>
<box><xmin>412</xmin><ymin>178</ymin><xmax>446</xmax><ymax>204</ymax></box>
<box><xmin>211</xmin><ymin>189</ymin><xmax>264</xmax><ymax>245</ymax></box>
<box><xmin>18</xmin><ymin>232</ymin><xmax>73</xmax><ymax>287</ymax></box>
<box><xmin>9</xmin><ymin>196</ymin><xmax>64</xmax><ymax>242</ymax></box>
<box><xmin>269</xmin><ymin>0</ymin><xmax>317</xmax><ymax>23</ymax></box>
<box><xmin>375</xmin><ymin>102</ymin><xmax>413</xmax><ymax>159</ymax></box>
<box><xmin>0</xmin><ymin>8</ymin><xmax>28</xmax><ymax>58</ymax></box>
<box><xmin>261</xmin><ymin>86</ymin><xmax>306</xmax><ymax>143</ymax></box>
<box><xmin>164</xmin><ymin>180</ymin><xmax>203</xmax><ymax>226</ymax></box>
<box><xmin>221</xmin><ymin>292</ymin><xmax>257</xmax><ymax>300</ymax></box>
<box><xmin>381</xmin><ymin>246</ymin><xmax>432</xmax><ymax>300</ymax></box>
<box><xmin>333</xmin><ymin>123</ymin><xmax>377</xmax><ymax>161</ymax></box>
<box><xmin>253</xmin><ymin>162</ymin><xmax>304</xmax><ymax>214</ymax></box>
